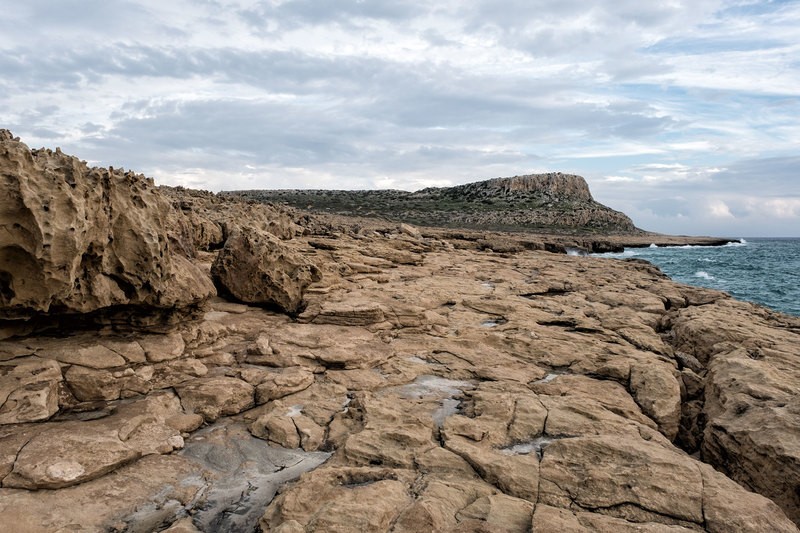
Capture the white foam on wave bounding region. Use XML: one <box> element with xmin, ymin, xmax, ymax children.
<box><xmin>695</xmin><ymin>271</ymin><xmax>715</xmax><ymax>281</ymax></box>
<box><xmin>593</xmin><ymin>249</ymin><xmax>638</xmax><ymax>258</ymax></box>
<box><xmin>725</xmin><ymin>238</ymin><xmax>747</xmax><ymax>247</ymax></box>
<box><xmin>649</xmin><ymin>243</ymin><xmax>658</xmax><ymax>248</ymax></box>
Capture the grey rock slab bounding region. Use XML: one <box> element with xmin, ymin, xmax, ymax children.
<box><xmin>178</xmin><ymin>419</ymin><xmax>330</xmax><ymax>532</ymax></box>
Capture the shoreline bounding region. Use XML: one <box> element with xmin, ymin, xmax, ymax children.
<box><xmin>2</xmin><ymin>133</ymin><xmax>798</xmax><ymax>531</ymax></box>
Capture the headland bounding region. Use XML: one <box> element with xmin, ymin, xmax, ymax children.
<box><xmin>1</xmin><ymin>130</ymin><xmax>797</xmax><ymax>532</ymax></box>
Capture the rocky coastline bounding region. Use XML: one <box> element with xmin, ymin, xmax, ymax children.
<box><xmin>1</xmin><ymin>130</ymin><xmax>799</xmax><ymax>532</ymax></box>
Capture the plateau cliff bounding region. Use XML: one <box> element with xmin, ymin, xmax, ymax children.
<box><xmin>228</xmin><ymin>172</ymin><xmax>641</xmax><ymax>235</ymax></box>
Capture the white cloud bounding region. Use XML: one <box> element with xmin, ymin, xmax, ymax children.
<box><xmin>1</xmin><ymin>0</ymin><xmax>799</xmax><ymax>236</ymax></box>
<box><xmin>708</xmin><ymin>199</ymin><xmax>735</xmax><ymax>218</ymax></box>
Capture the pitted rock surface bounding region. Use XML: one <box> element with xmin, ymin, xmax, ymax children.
<box><xmin>0</xmin><ymin>131</ymin><xmax>214</xmax><ymax>329</ymax></box>
<box><xmin>0</xmin><ymin>136</ymin><xmax>797</xmax><ymax>532</ymax></box>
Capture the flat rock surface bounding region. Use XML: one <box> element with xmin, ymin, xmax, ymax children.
<box><xmin>0</xmin><ymin>160</ymin><xmax>797</xmax><ymax>531</ymax></box>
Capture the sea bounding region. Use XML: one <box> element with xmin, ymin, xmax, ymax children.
<box><xmin>594</xmin><ymin>238</ymin><xmax>800</xmax><ymax>317</ymax></box>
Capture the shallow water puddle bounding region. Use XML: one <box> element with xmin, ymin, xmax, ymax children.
<box><xmin>398</xmin><ymin>375</ymin><xmax>474</xmax><ymax>399</ymax></box>
<box><xmin>394</xmin><ymin>375</ymin><xmax>475</xmax><ymax>429</ymax></box>
<box><xmin>285</xmin><ymin>404</ymin><xmax>304</xmax><ymax>417</ymax></box>
<box><xmin>533</xmin><ymin>373</ymin><xmax>560</xmax><ymax>384</ymax></box>
<box><xmin>432</xmin><ymin>398</ymin><xmax>461</xmax><ymax>428</ymax></box>
<box><xmin>501</xmin><ymin>436</ymin><xmax>558</xmax><ymax>460</ymax></box>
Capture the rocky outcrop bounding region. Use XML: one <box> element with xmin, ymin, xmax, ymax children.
<box><xmin>0</xmin><ymin>220</ymin><xmax>797</xmax><ymax>531</ymax></box>
<box><xmin>0</xmin><ymin>134</ymin><xmax>797</xmax><ymax>531</ymax></box>
<box><xmin>663</xmin><ymin>300</ymin><xmax>800</xmax><ymax>524</ymax></box>
<box><xmin>159</xmin><ymin>185</ymin><xmax>302</xmax><ymax>254</ymax></box>
<box><xmin>211</xmin><ymin>227</ymin><xmax>321</xmax><ymax>314</ymax></box>
<box><xmin>0</xmin><ymin>130</ymin><xmax>214</xmax><ymax>334</ymax></box>
<box><xmin>429</xmin><ymin>172</ymin><xmax>594</xmax><ymax>202</ymax></box>
<box><xmin>227</xmin><ymin>172</ymin><xmax>640</xmax><ymax>234</ymax></box>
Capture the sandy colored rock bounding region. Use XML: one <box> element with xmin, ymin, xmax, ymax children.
<box><xmin>139</xmin><ymin>331</ymin><xmax>186</xmax><ymax>363</ymax></box>
<box><xmin>3</xmin><ymin>427</ymin><xmax>140</xmax><ymax>489</ymax></box>
<box><xmin>260</xmin><ymin>467</ymin><xmax>414</xmax><ymax>532</ymax></box>
<box><xmin>255</xmin><ymin>367</ymin><xmax>315</xmax><ymax>404</ymax></box>
<box><xmin>211</xmin><ymin>227</ymin><xmax>321</xmax><ymax>313</ymax></box>
<box><xmin>0</xmin><ymin>454</ymin><xmax>207</xmax><ymax>533</ymax></box>
<box><xmin>0</xmin><ymin>359</ymin><xmax>61</xmax><ymax>424</ymax></box>
<box><xmin>0</xmin><ymin>132</ymin><xmax>214</xmax><ymax>328</ymax></box>
<box><xmin>175</xmin><ymin>376</ymin><xmax>254</xmax><ymax>422</ymax></box>
<box><xmin>666</xmin><ymin>299</ymin><xmax>800</xmax><ymax>524</ymax></box>
<box><xmin>64</xmin><ymin>365</ymin><xmax>122</xmax><ymax>402</ymax></box>
<box><xmin>629</xmin><ymin>362</ymin><xmax>682</xmax><ymax>440</ymax></box>
<box><xmin>0</xmin><ymin>141</ymin><xmax>797</xmax><ymax>531</ymax></box>
<box><xmin>538</xmin><ymin>435</ymin><xmax>703</xmax><ymax>525</ymax></box>
<box><xmin>456</xmin><ymin>494</ymin><xmax>534</xmax><ymax>532</ymax></box>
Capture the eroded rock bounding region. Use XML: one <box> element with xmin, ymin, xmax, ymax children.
<box><xmin>0</xmin><ymin>131</ymin><xmax>214</xmax><ymax>331</ymax></box>
<box><xmin>211</xmin><ymin>227</ymin><xmax>320</xmax><ymax>314</ymax></box>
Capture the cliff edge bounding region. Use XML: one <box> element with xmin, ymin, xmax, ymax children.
<box><xmin>228</xmin><ymin>172</ymin><xmax>640</xmax><ymax>235</ymax></box>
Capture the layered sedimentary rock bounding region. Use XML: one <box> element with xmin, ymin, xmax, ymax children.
<box><xmin>0</xmin><ymin>136</ymin><xmax>798</xmax><ymax>532</ymax></box>
<box><xmin>1</xmin><ymin>219</ymin><xmax>798</xmax><ymax>531</ymax></box>
<box><xmin>0</xmin><ymin>132</ymin><xmax>323</xmax><ymax>336</ymax></box>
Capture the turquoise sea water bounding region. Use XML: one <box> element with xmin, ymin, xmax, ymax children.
<box><xmin>596</xmin><ymin>238</ymin><xmax>800</xmax><ymax>317</ymax></box>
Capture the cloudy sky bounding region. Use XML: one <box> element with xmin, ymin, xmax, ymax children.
<box><xmin>2</xmin><ymin>0</ymin><xmax>798</xmax><ymax>236</ymax></box>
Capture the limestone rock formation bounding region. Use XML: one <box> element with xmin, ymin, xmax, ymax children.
<box><xmin>227</xmin><ymin>172</ymin><xmax>640</xmax><ymax>234</ymax></box>
<box><xmin>0</xmin><ymin>130</ymin><xmax>214</xmax><ymax>333</ymax></box>
<box><xmin>0</xmin><ymin>134</ymin><xmax>797</xmax><ymax>532</ymax></box>
<box><xmin>159</xmin><ymin>185</ymin><xmax>302</xmax><ymax>254</ymax></box>
<box><xmin>432</xmin><ymin>172</ymin><xmax>594</xmax><ymax>202</ymax></box>
<box><xmin>211</xmin><ymin>227</ymin><xmax>321</xmax><ymax>314</ymax></box>
<box><xmin>665</xmin><ymin>300</ymin><xmax>800</xmax><ymax>524</ymax></box>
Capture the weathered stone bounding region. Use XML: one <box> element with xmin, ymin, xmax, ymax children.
<box><xmin>139</xmin><ymin>332</ymin><xmax>186</xmax><ymax>363</ymax></box>
<box><xmin>0</xmin><ymin>142</ymin><xmax>798</xmax><ymax>531</ymax></box>
<box><xmin>175</xmin><ymin>376</ymin><xmax>254</xmax><ymax>422</ymax></box>
<box><xmin>0</xmin><ymin>133</ymin><xmax>214</xmax><ymax>326</ymax></box>
<box><xmin>64</xmin><ymin>365</ymin><xmax>122</xmax><ymax>402</ymax></box>
<box><xmin>211</xmin><ymin>227</ymin><xmax>320</xmax><ymax>314</ymax></box>
<box><xmin>457</xmin><ymin>494</ymin><xmax>534</xmax><ymax>532</ymax></box>
<box><xmin>0</xmin><ymin>359</ymin><xmax>61</xmax><ymax>424</ymax></box>
<box><xmin>260</xmin><ymin>467</ymin><xmax>414</xmax><ymax>532</ymax></box>
<box><xmin>255</xmin><ymin>367</ymin><xmax>315</xmax><ymax>404</ymax></box>
<box><xmin>539</xmin><ymin>436</ymin><xmax>703</xmax><ymax>525</ymax></box>
<box><xmin>629</xmin><ymin>362</ymin><xmax>682</xmax><ymax>440</ymax></box>
<box><xmin>3</xmin><ymin>427</ymin><xmax>140</xmax><ymax>489</ymax></box>
<box><xmin>445</xmin><ymin>435</ymin><xmax>539</xmax><ymax>501</ymax></box>
<box><xmin>39</xmin><ymin>344</ymin><xmax>126</xmax><ymax>369</ymax></box>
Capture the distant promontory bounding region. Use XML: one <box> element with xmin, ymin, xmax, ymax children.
<box><xmin>225</xmin><ymin>173</ymin><xmax>641</xmax><ymax>235</ymax></box>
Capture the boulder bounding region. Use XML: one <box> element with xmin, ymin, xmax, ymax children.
<box><xmin>3</xmin><ymin>427</ymin><xmax>141</xmax><ymax>489</ymax></box>
<box><xmin>211</xmin><ymin>227</ymin><xmax>320</xmax><ymax>314</ymax></box>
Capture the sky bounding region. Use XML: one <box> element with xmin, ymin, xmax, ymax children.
<box><xmin>1</xmin><ymin>1</ymin><xmax>798</xmax><ymax>237</ymax></box>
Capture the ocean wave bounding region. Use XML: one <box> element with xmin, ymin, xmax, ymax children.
<box><xmin>724</xmin><ymin>238</ymin><xmax>747</xmax><ymax>247</ymax></box>
<box><xmin>594</xmin><ymin>250</ymin><xmax>638</xmax><ymax>258</ymax></box>
<box><xmin>694</xmin><ymin>271</ymin><xmax>716</xmax><ymax>281</ymax></box>
<box><xmin>566</xmin><ymin>248</ymin><xmax>588</xmax><ymax>256</ymax></box>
